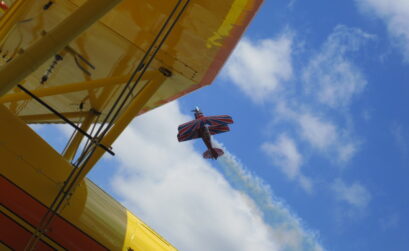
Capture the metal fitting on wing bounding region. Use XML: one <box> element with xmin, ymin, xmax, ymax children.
<box><xmin>159</xmin><ymin>67</ymin><xmax>172</xmax><ymax>77</ymax></box>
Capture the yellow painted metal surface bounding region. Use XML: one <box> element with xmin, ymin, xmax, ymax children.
<box><xmin>0</xmin><ymin>104</ymin><xmax>178</xmax><ymax>250</ymax></box>
<box><xmin>0</xmin><ymin>0</ymin><xmax>30</xmax><ymax>43</ymax></box>
<box><xmin>62</xmin><ymin>111</ymin><xmax>95</xmax><ymax>161</ymax></box>
<box><xmin>0</xmin><ymin>0</ymin><xmax>263</xmax><ymax>249</ymax></box>
<box><xmin>0</xmin><ymin>0</ymin><xmax>261</xmax><ymax>124</ymax></box>
<box><xmin>124</xmin><ymin>211</ymin><xmax>177</xmax><ymax>251</ymax></box>
<box><xmin>0</xmin><ymin>74</ymin><xmax>135</xmax><ymax>104</ymax></box>
<box><xmin>0</xmin><ymin>0</ymin><xmax>124</xmax><ymax>96</ymax></box>
<box><xmin>74</xmin><ymin>69</ymin><xmax>168</xmax><ymax>187</ymax></box>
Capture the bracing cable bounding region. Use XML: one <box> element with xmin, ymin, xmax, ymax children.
<box><xmin>24</xmin><ymin>1</ymin><xmax>190</xmax><ymax>249</ymax></box>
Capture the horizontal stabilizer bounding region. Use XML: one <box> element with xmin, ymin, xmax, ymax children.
<box><xmin>203</xmin><ymin>148</ymin><xmax>224</xmax><ymax>159</ymax></box>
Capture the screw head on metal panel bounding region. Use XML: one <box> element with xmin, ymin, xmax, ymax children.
<box><xmin>159</xmin><ymin>67</ymin><xmax>172</xmax><ymax>77</ymax></box>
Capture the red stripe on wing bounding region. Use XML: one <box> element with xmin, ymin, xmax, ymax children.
<box><xmin>202</xmin><ymin>115</ymin><xmax>233</xmax><ymax>126</ymax></box>
<box><xmin>177</xmin><ymin>130</ymin><xmax>200</xmax><ymax>142</ymax></box>
<box><xmin>209</xmin><ymin>125</ymin><xmax>230</xmax><ymax>135</ymax></box>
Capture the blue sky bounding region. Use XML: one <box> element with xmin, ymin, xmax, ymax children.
<box><xmin>35</xmin><ymin>0</ymin><xmax>409</xmax><ymax>250</ymax></box>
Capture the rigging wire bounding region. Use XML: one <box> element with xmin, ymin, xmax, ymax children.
<box><xmin>73</xmin><ymin>0</ymin><xmax>189</xmax><ymax>177</ymax></box>
<box><xmin>90</xmin><ymin>0</ymin><xmax>184</xmax><ymax>141</ymax></box>
<box><xmin>24</xmin><ymin>1</ymin><xmax>190</xmax><ymax>249</ymax></box>
<box><xmin>79</xmin><ymin>115</ymin><xmax>99</xmax><ymax>163</ymax></box>
<box><xmin>17</xmin><ymin>84</ymin><xmax>115</xmax><ymax>155</ymax></box>
<box><xmin>61</xmin><ymin>116</ymin><xmax>82</xmax><ymax>156</ymax></box>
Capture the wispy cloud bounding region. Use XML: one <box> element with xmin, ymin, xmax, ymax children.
<box><xmin>296</xmin><ymin>26</ymin><xmax>371</xmax><ymax>164</ymax></box>
<box><xmin>288</xmin><ymin>0</ymin><xmax>297</xmax><ymax>9</ymax></box>
<box><xmin>379</xmin><ymin>213</ymin><xmax>399</xmax><ymax>231</ymax></box>
<box><xmin>303</xmin><ymin>25</ymin><xmax>373</xmax><ymax>108</ymax></box>
<box><xmin>276</xmin><ymin>102</ymin><xmax>359</xmax><ymax>163</ymax></box>
<box><xmin>224</xmin><ymin>26</ymin><xmax>369</xmax><ymax>191</ymax></box>
<box><xmin>224</xmin><ymin>33</ymin><xmax>293</xmax><ymax>103</ymax></box>
<box><xmin>217</xmin><ymin>143</ymin><xmax>323</xmax><ymax>251</ymax></box>
<box><xmin>261</xmin><ymin>134</ymin><xmax>313</xmax><ymax>192</ymax></box>
<box><xmin>109</xmin><ymin>102</ymin><xmax>324</xmax><ymax>251</ymax></box>
<box><xmin>276</xmin><ymin>26</ymin><xmax>371</xmax><ymax>163</ymax></box>
<box><xmin>331</xmin><ymin>178</ymin><xmax>371</xmax><ymax>209</ymax></box>
<box><xmin>391</xmin><ymin>122</ymin><xmax>409</xmax><ymax>160</ymax></box>
<box><xmin>356</xmin><ymin>0</ymin><xmax>409</xmax><ymax>61</ymax></box>
<box><xmin>297</xmin><ymin>113</ymin><xmax>359</xmax><ymax>163</ymax></box>
<box><xmin>298</xmin><ymin>113</ymin><xmax>338</xmax><ymax>150</ymax></box>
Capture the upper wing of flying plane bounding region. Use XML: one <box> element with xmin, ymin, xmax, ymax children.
<box><xmin>177</xmin><ymin>129</ymin><xmax>200</xmax><ymax>142</ymax></box>
<box><xmin>177</xmin><ymin>118</ymin><xmax>202</xmax><ymax>141</ymax></box>
<box><xmin>202</xmin><ymin>115</ymin><xmax>234</xmax><ymax>126</ymax></box>
<box><xmin>177</xmin><ymin>115</ymin><xmax>233</xmax><ymax>141</ymax></box>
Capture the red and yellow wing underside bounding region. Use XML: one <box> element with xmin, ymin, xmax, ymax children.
<box><xmin>0</xmin><ymin>0</ymin><xmax>262</xmax><ymax>250</ymax></box>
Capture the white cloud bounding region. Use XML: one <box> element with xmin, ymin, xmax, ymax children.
<box><xmin>288</xmin><ymin>0</ymin><xmax>297</xmax><ymax>9</ymax></box>
<box><xmin>217</xmin><ymin>145</ymin><xmax>323</xmax><ymax>251</ymax></box>
<box><xmin>262</xmin><ymin>135</ymin><xmax>302</xmax><ymax>179</ymax></box>
<box><xmin>109</xmin><ymin>101</ymin><xmax>324</xmax><ymax>251</ymax></box>
<box><xmin>261</xmin><ymin>134</ymin><xmax>312</xmax><ymax>192</ymax></box>
<box><xmin>391</xmin><ymin>122</ymin><xmax>409</xmax><ymax>160</ymax></box>
<box><xmin>337</xmin><ymin>143</ymin><xmax>358</xmax><ymax>163</ymax></box>
<box><xmin>303</xmin><ymin>25</ymin><xmax>372</xmax><ymax>108</ymax></box>
<box><xmin>379</xmin><ymin>213</ymin><xmax>399</xmax><ymax>230</ymax></box>
<box><xmin>331</xmin><ymin>179</ymin><xmax>371</xmax><ymax>209</ymax></box>
<box><xmin>224</xmin><ymin>33</ymin><xmax>293</xmax><ymax>103</ymax></box>
<box><xmin>226</xmin><ymin>26</ymin><xmax>366</xmax><ymax>169</ymax></box>
<box><xmin>276</xmin><ymin>103</ymin><xmax>358</xmax><ymax>163</ymax></box>
<box><xmin>298</xmin><ymin>114</ymin><xmax>338</xmax><ymax>150</ymax></box>
<box><xmin>259</xmin><ymin>26</ymin><xmax>367</xmax><ymax>167</ymax></box>
<box><xmin>357</xmin><ymin>0</ymin><xmax>409</xmax><ymax>61</ymax></box>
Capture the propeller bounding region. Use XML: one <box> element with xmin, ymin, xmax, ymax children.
<box><xmin>191</xmin><ymin>106</ymin><xmax>201</xmax><ymax>113</ymax></box>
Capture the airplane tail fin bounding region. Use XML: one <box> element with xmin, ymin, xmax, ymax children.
<box><xmin>203</xmin><ymin>148</ymin><xmax>224</xmax><ymax>159</ymax></box>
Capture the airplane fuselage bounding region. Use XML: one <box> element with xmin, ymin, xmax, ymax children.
<box><xmin>198</xmin><ymin>125</ymin><xmax>218</xmax><ymax>159</ymax></box>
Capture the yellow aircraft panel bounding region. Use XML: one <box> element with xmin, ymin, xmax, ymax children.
<box><xmin>0</xmin><ymin>104</ymin><xmax>175</xmax><ymax>250</ymax></box>
<box><xmin>0</xmin><ymin>0</ymin><xmax>263</xmax><ymax>250</ymax></box>
<box><xmin>0</xmin><ymin>0</ymin><xmax>262</xmax><ymax>124</ymax></box>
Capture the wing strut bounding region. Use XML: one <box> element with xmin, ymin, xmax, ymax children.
<box><xmin>24</xmin><ymin>0</ymin><xmax>191</xmax><ymax>249</ymax></box>
<box><xmin>17</xmin><ymin>84</ymin><xmax>115</xmax><ymax>156</ymax></box>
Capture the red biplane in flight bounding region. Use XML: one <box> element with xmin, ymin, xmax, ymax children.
<box><xmin>177</xmin><ymin>107</ymin><xmax>233</xmax><ymax>159</ymax></box>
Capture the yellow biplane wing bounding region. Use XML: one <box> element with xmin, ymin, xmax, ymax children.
<box><xmin>0</xmin><ymin>0</ymin><xmax>262</xmax><ymax>250</ymax></box>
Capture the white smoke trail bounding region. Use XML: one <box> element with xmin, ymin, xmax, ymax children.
<box><xmin>215</xmin><ymin>142</ymin><xmax>324</xmax><ymax>251</ymax></box>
